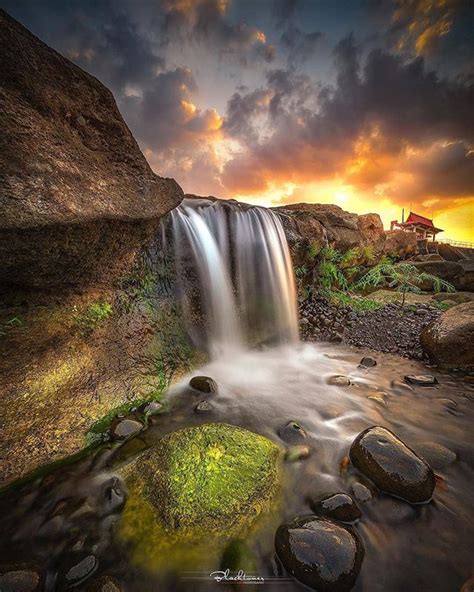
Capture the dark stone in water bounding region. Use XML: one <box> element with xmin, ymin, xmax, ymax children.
<box><xmin>137</xmin><ymin>401</ymin><xmax>163</xmax><ymax>416</ymax></box>
<box><xmin>414</xmin><ymin>442</ymin><xmax>457</xmax><ymax>470</ymax></box>
<box><xmin>278</xmin><ymin>421</ymin><xmax>307</xmax><ymax>443</ymax></box>
<box><xmin>350</xmin><ymin>427</ymin><xmax>435</xmax><ymax>503</ymax></box>
<box><xmin>109</xmin><ymin>418</ymin><xmax>143</xmax><ymax>441</ymax></box>
<box><xmin>58</xmin><ymin>553</ymin><xmax>98</xmax><ymax>589</ymax></box>
<box><xmin>275</xmin><ymin>516</ymin><xmax>364</xmax><ymax>591</ymax></box>
<box><xmin>100</xmin><ymin>476</ymin><xmax>126</xmax><ymax>516</ymax></box>
<box><xmin>359</xmin><ymin>357</ymin><xmax>377</xmax><ymax>368</ymax></box>
<box><xmin>194</xmin><ymin>400</ymin><xmax>213</xmax><ymax>414</ymax></box>
<box><xmin>0</xmin><ymin>568</ymin><xmax>40</xmax><ymax>592</ymax></box>
<box><xmin>404</xmin><ymin>375</ymin><xmax>438</xmax><ymax>386</ymax></box>
<box><xmin>87</xmin><ymin>575</ymin><xmax>122</xmax><ymax>592</ymax></box>
<box><xmin>351</xmin><ymin>483</ymin><xmax>372</xmax><ymax>503</ymax></box>
<box><xmin>308</xmin><ymin>493</ymin><xmax>361</xmax><ymax>523</ymax></box>
<box><xmin>284</xmin><ymin>445</ymin><xmax>311</xmax><ymax>462</ymax></box>
<box><xmin>189</xmin><ymin>376</ymin><xmax>218</xmax><ymax>393</ymax></box>
<box><xmin>327</xmin><ymin>375</ymin><xmax>351</xmax><ymax>387</ymax></box>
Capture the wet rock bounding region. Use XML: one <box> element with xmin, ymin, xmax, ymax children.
<box><xmin>0</xmin><ymin>568</ymin><xmax>40</xmax><ymax>592</ymax></box>
<box><xmin>367</xmin><ymin>393</ymin><xmax>387</xmax><ymax>406</ymax></box>
<box><xmin>109</xmin><ymin>418</ymin><xmax>143</xmax><ymax>441</ymax></box>
<box><xmin>308</xmin><ymin>493</ymin><xmax>361</xmax><ymax>523</ymax></box>
<box><xmin>460</xmin><ymin>576</ymin><xmax>474</xmax><ymax>592</ymax></box>
<box><xmin>275</xmin><ymin>516</ymin><xmax>364</xmax><ymax>592</ymax></box>
<box><xmin>194</xmin><ymin>400</ymin><xmax>213</xmax><ymax>414</ymax></box>
<box><xmin>327</xmin><ymin>375</ymin><xmax>351</xmax><ymax>387</ymax></box>
<box><xmin>285</xmin><ymin>446</ymin><xmax>311</xmax><ymax>462</ymax></box>
<box><xmin>137</xmin><ymin>401</ymin><xmax>163</xmax><ymax>416</ymax></box>
<box><xmin>421</xmin><ymin>302</ymin><xmax>474</xmax><ymax>370</ymax></box>
<box><xmin>118</xmin><ymin>424</ymin><xmax>280</xmax><ymax>572</ymax></box>
<box><xmin>350</xmin><ymin>427</ymin><xmax>435</xmax><ymax>503</ymax></box>
<box><xmin>415</xmin><ymin>442</ymin><xmax>457</xmax><ymax>470</ymax></box>
<box><xmin>351</xmin><ymin>483</ymin><xmax>372</xmax><ymax>503</ymax></box>
<box><xmin>100</xmin><ymin>477</ymin><xmax>127</xmax><ymax>516</ymax></box>
<box><xmin>189</xmin><ymin>376</ymin><xmax>218</xmax><ymax>394</ymax></box>
<box><xmin>58</xmin><ymin>553</ymin><xmax>98</xmax><ymax>589</ymax></box>
<box><xmin>404</xmin><ymin>375</ymin><xmax>438</xmax><ymax>386</ymax></box>
<box><xmin>0</xmin><ymin>10</ymin><xmax>182</xmax><ymax>289</ymax></box>
<box><xmin>359</xmin><ymin>357</ymin><xmax>377</xmax><ymax>368</ymax></box>
<box><xmin>87</xmin><ymin>575</ymin><xmax>122</xmax><ymax>592</ymax></box>
<box><xmin>369</xmin><ymin>497</ymin><xmax>417</xmax><ymax>525</ymax></box>
<box><xmin>278</xmin><ymin>421</ymin><xmax>307</xmax><ymax>443</ymax></box>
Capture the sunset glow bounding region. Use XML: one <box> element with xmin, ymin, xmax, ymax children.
<box><xmin>7</xmin><ymin>0</ymin><xmax>472</xmax><ymax>240</ymax></box>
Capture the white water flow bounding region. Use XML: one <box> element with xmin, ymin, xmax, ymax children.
<box><xmin>168</xmin><ymin>198</ymin><xmax>298</xmax><ymax>357</ymax></box>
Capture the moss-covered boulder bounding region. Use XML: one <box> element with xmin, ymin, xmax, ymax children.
<box><xmin>118</xmin><ymin>423</ymin><xmax>281</xmax><ymax>572</ymax></box>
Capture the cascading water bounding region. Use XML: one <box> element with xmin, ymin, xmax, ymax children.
<box><xmin>165</xmin><ymin>197</ymin><xmax>298</xmax><ymax>357</ymax></box>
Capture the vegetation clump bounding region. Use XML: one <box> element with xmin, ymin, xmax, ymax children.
<box><xmin>72</xmin><ymin>302</ymin><xmax>113</xmax><ymax>334</ymax></box>
<box><xmin>118</xmin><ymin>423</ymin><xmax>281</xmax><ymax>571</ymax></box>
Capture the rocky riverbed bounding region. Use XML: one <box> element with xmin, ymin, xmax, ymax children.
<box><xmin>299</xmin><ymin>296</ymin><xmax>442</xmax><ymax>360</ymax></box>
<box><xmin>1</xmin><ymin>343</ymin><xmax>473</xmax><ymax>592</ymax></box>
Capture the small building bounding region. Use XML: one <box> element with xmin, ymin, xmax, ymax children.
<box><xmin>390</xmin><ymin>211</ymin><xmax>443</xmax><ymax>241</ymax></box>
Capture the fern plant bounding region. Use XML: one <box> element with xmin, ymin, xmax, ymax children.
<box><xmin>355</xmin><ymin>258</ymin><xmax>455</xmax><ymax>305</ymax></box>
<box><xmin>318</xmin><ymin>247</ymin><xmax>349</xmax><ymax>293</ymax></box>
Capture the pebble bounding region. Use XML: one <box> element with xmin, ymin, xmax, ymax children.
<box><xmin>351</xmin><ymin>482</ymin><xmax>372</xmax><ymax>502</ymax></box>
<box><xmin>359</xmin><ymin>357</ymin><xmax>377</xmax><ymax>368</ymax></box>
<box><xmin>278</xmin><ymin>421</ymin><xmax>307</xmax><ymax>443</ymax></box>
<box><xmin>308</xmin><ymin>493</ymin><xmax>361</xmax><ymax>522</ymax></box>
<box><xmin>327</xmin><ymin>375</ymin><xmax>351</xmax><ymax>387</ymax></box>
<box><xmin>58</xmin><ymin>553</ymin><xmax>98</xmax><ymax>589</ymax></box>
<box><xmin>0</xmin><ymin>569</ymin><xmax>40</xmax><ymax>592</ymax></box>
<box><xmin>415</xmin><ymin>442</ymin><xmax>457</xmax><ymax>470</ymax></box>
<box><xmin>109</xmin><ymin>418</ymin><xmax>143</xmax><ymax>440</ymax></box>
<box><xmin>284</xmin><ymin>445</ymin><xmax>311</xmax><ymax>462</ymax></box>
<box><xmin>404</xmin><ymin>375</ymin><xmax>438</xmax><ymax>386</ymax></box>
<box><xmin>194</xmin><ymin>400</ymin><xmax>213</xmax><ymax>414</ymax></box>
<box><xmin>189</xmin><ymin>376</ymin><xmax>218</xmax><ymax>393</ymax></box>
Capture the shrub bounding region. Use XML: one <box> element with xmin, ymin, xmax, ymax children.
<box><xmin>355</xmin><ymin>258</ymin><xmax>455</xmax><ymax>305</ymax></box>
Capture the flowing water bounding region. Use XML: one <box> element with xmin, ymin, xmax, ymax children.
<box><xmin>167</xmin><ymin>198</ymin><xmax>298</xmax><ymax>356</ymax></box>
<box><xmin>0</xmin><ymin>200</ymin><xmax>473</xmax><ymax>591</ymax></box>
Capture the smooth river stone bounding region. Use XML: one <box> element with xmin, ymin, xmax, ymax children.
<box><xmin>308</xmin><ymin>493</ymin><xmax>361</xmax><ymax>523</ymax></box>
<box><xmin>189</xmin><ymin>375</ymin><xmax>218</xmax><ymax>393</ymax></box>
<box><xmin>275</xmin><ymin>516</ymin><xmax>364</xmax><ymax>592</ymax></box>
<box><xmin>350</xmin><ymin>427</ymin><xmax>435</xmax><ymax>504</ymax></box>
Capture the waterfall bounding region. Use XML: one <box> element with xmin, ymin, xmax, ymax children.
<box><xmin>165</xmin><ymin>197</ymin><xmax>298</xmax><ymax>357</ymax></box>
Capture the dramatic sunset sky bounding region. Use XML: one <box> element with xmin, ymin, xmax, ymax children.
<box><xmin>3</xmin><ymin>0</ymin><xmax>473</xmax><ymax>239</ymax></box>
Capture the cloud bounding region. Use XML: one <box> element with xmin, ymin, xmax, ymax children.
<box><xmin>280</xmin><ymin>25</ymin><xmax>323</xmax><ymax>65</ymax></box>
<box><xmin>221</xmin><ymin>35</ymin><xmax>474</xmax><ymax>210</ymax></box>
<box><xmin>158</xmin><ymin>0</ymin><xmax>275</xmax><ymax>64</ymax></box>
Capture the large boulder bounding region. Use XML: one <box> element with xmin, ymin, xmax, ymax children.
<box><xmin>118</xmin><ymin>423</ymin><xmax>281</xmax><ymax>571</ymax></box>
<box><xmin>410</xmin><ymin>260</ymin><xmax>469</xmax><ymax>291</ymax></box>
<box><xmin>383</xmin><ymin>230</ymin><xmax>417</xmax><ymax>260</ymax></box>
<box><xmin>0</xmin><ymin>10</ymin><xmax>182</xmax><ymax>288</ymax></box>
<box><xmin>421</xmin><ymin>301</ymin><xmax>474</xmax><ymax>370</ymax></box>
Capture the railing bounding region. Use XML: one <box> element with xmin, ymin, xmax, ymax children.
<box><xmin>441</xmin><ymin>239</ymin><xmax>474</xmax><ymax>249</ymax></box>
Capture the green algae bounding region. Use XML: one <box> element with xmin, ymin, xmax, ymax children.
<box><xmin>118</xmin><ymin>423</ymin><xmax>281</xmax><ymax>572</ymax></box>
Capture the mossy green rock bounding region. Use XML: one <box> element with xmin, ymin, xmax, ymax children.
<box><xmin>118</xmin><ymin>423</ymin><xmax>281</xmax><ymax>572</ymax></box>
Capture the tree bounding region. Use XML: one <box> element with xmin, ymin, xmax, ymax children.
<box><xmin>355</xmin><ymin>258</ymin><xmax>455</xmax><ymax>305</ymax></box>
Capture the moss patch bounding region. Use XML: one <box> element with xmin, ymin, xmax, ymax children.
<box><xmin>118</xmin><ymin>423</ymin><xmax>281</xmax><ymax>572</ymax></box>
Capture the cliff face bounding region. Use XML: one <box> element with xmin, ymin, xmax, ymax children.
<box><xmin>274</xmin><ymin>202</ymin><xmax>386</xmax><ymax>267</ymax></box>
<box><xmin>0</xmin><ymin>9</ymin><xmax>183</xmax><ymax>288</ymax></box>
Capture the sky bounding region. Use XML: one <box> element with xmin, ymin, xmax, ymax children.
<box><xmin>3</xmin><ymin>0</ymin><xmax>473</xmax><ymax>240</ymax></box>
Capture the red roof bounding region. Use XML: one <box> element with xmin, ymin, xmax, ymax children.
<box><xmin>405</xmin><ymin>212</ymin><xmax>434</xmax><ymax>228</ymax></box>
